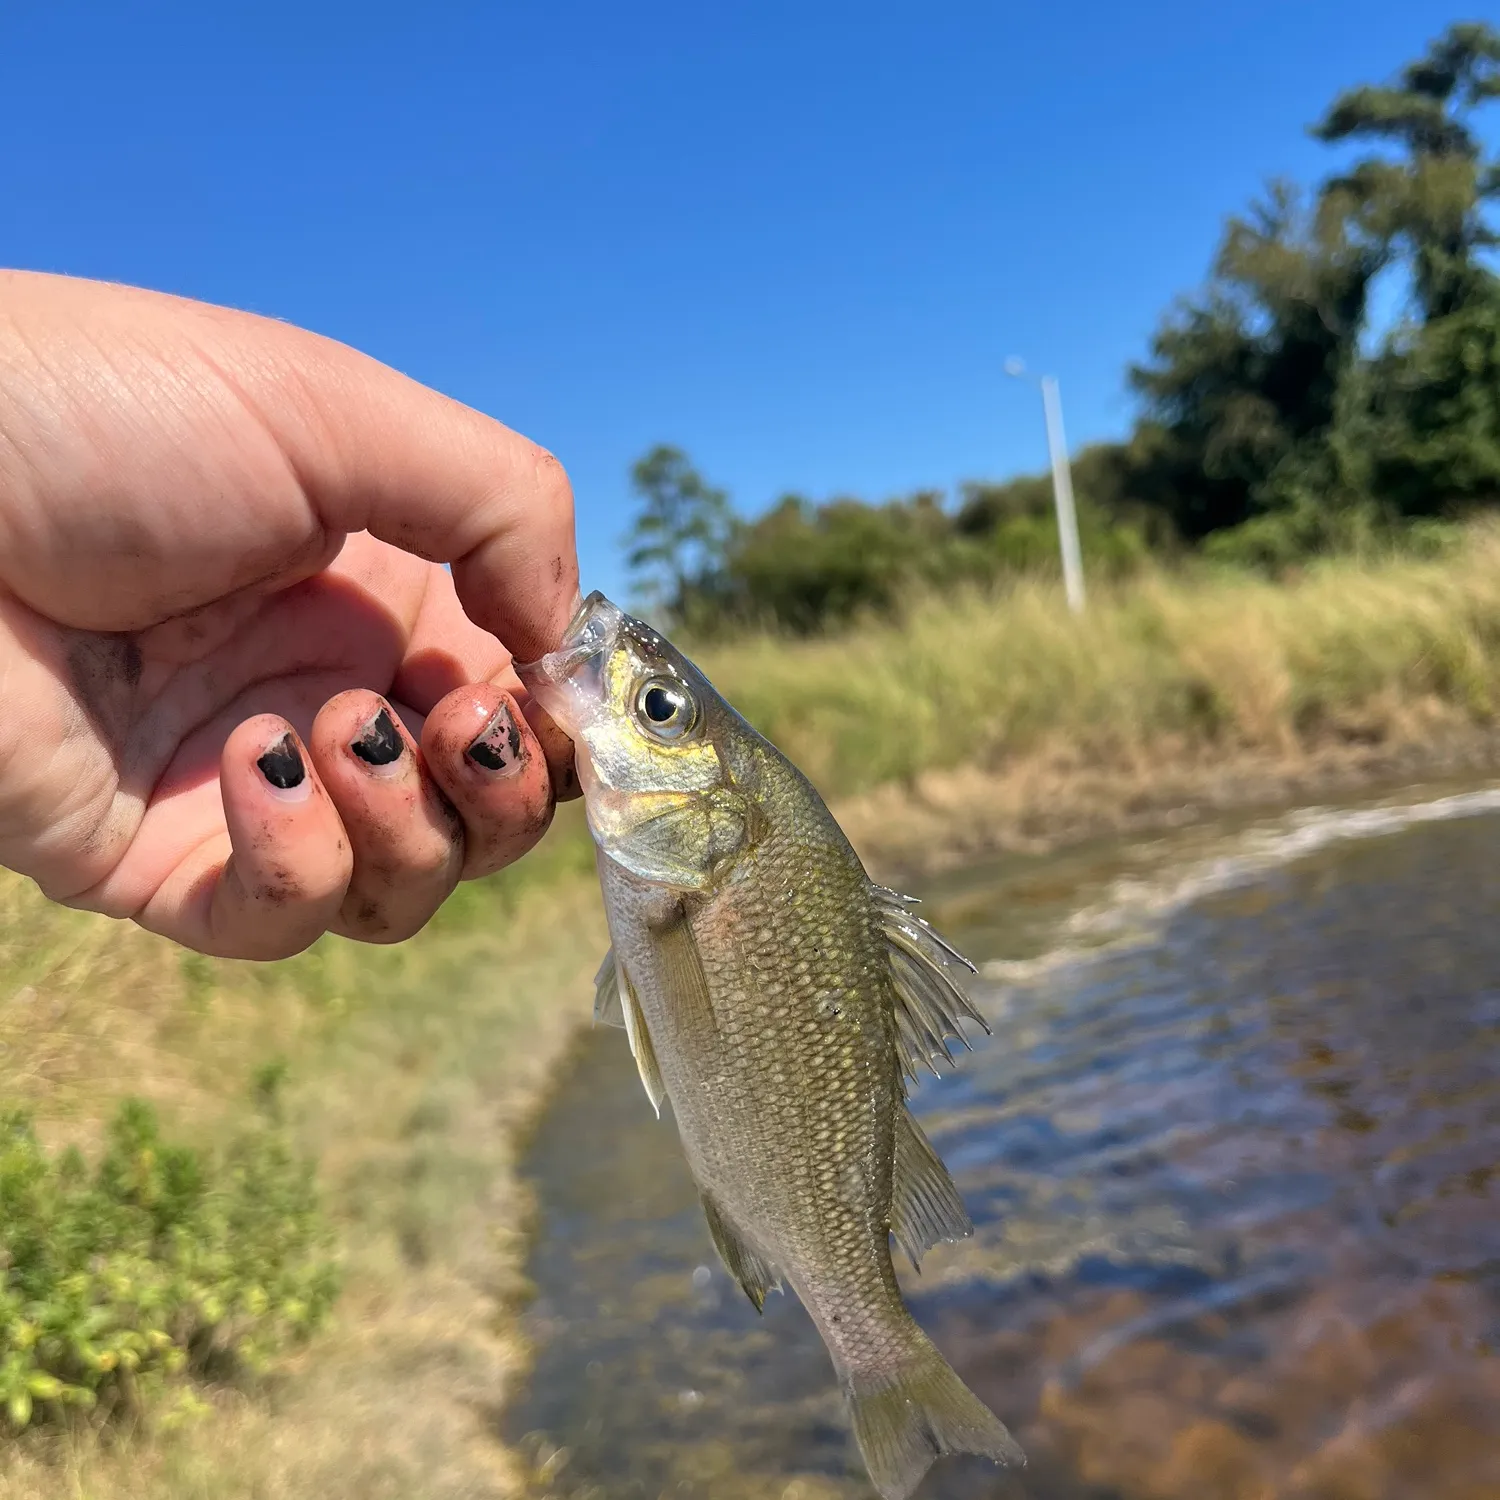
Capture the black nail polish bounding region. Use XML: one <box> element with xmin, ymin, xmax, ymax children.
<box><xmin>257</xmin><ymin>733</ymin><xmax>306</xmax><ymax>790</ymax></box>
<box><xmin>466</xmin><ymin>705</ymin><xmax>525</xmax><ymax>775</ymax></box>
<box><xmin>351</xmin><ymin>706</ymin><xmax>403</xmax><ymax>767</ymax></box>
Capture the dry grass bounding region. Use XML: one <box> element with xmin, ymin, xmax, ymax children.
<box><xmin>0</xmin><ymin>804</ymin><xmax>605</xmax><ymax>1500</ymax></box>
<box><xmin>700</xmin><ymin>525</ymin><xmax>1500</xmax><ymax>799</ymax></box>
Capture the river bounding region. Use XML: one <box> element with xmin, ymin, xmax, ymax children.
<box><xmin>504</xmin><ymin>784</ymin><xmax>1500</xmax><ymax>1499</ymax></box>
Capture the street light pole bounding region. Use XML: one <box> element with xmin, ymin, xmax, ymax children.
<box><xmin>1005</xmin><ymin>359</ymin><xmax>1086</xmax><ymax>614</ymax></box>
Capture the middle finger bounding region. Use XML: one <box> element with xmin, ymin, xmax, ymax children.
<box><xmin>309</xmin><ymin>689</ymin><xmax>464</xmax><ymax>942</ymax></box>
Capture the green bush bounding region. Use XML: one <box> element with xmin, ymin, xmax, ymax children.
<box><xmin>0</xmin><ymin>1099</ymin><xmax>340</xmax><ymax>1433</ymax></box>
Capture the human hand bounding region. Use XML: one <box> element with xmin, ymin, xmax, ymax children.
<box><xmin>0</xmin><ymin>271</ymin><xmax>580</xmax><ymax>958</ymax></box>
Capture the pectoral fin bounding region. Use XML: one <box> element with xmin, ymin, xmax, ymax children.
<box><xmin>610</xmin><ymin>954</ymin><xmax>666</xmax><ymax>1118</ymax></box>
<box><xmin>593</xmin><ymin>949</ymin><xmax>625</xmax><ymax>1027</ymax></box>
<box><xmin>649</xmin><ymin>899</ymin><xmax>719</xmax><ymax>1044</ymax></box>
<box><xmin>873</xmin><ymin>886</ymin><xmax>989</xmax><ymax>1089</ymax></box>
<box><xmin>700</xmin><ymin>1192</ymin><xmax>782</xmax><ymax>1313</ymax></box>
<box><xmin>890</xmin><ymin>1108</ymin><xmax>974</xmax><ymax>1271</ymax></box>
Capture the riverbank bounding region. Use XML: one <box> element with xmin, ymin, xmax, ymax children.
<box><xmin>7</xmin><ymin>532</ymin><xmax>1500</xmax><ymax>1495</ymax></box>
<box><xmin>0</xmin><ymin>820</ymin><xmax>604</xmax><ymax>1500</ymax></box>
<box><xmin>704</xmin><ymin>524</ymin><xmax>1500</xmax><ymax>877</ymax></box>
<box><xmin>836</xmin><ymin>725</ymin><xmax>1500</xmax><ymax>882</ymax></box>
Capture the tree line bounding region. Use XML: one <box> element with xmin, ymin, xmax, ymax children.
<box><xmin>628</xmin><ymin>22</ymin><xmax>1500</xmax><ymax>633</ymax></box>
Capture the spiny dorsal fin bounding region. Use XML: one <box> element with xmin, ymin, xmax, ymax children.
<box><xmin>593</xmin><ymin>949</ymin><xmax>625</xmax><ymax>1027</ymax></box>
<box><xmin>873</xmin><ymin>886</ymin><xmax>989</xmax><ymax>1089</ymax></box>
<box><xmin>700</xmin><ymin>1192</ymin><xmax>782</xmax><ymax>1313</ymax></box>
<box><xmin>614</xmin><ymin>956</ymin><xmax>666</xmax><ymax>1118</ymax></box>
<box><xmin>890</xmin><ymin>1108</ymin><xmax>973</xmax><ymax>1271</ymax></box>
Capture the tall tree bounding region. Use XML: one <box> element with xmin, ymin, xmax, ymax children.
<box><xmin>1128</xmin><ymin>181</ymin><xmax>1379</xmax><ymax>540</ymax></box>
<box><xmin>1313</xmin><ymin>22</ymin><xmax>1500</xmax><ymax>321</ymax></box>
<box><xmin>625</xmin><ymin>445</ymin><xmax>735</xmax><ymax>623</ymax></box>
<box><xmin>1366</xmin><ymin>281</ymin><xmax>1500</xmax><ymax>516</ymax></box>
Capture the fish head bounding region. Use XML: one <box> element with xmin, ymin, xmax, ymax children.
<box><xmin>516</xmin><ymin>592</ymin><xmax>764</xmax><ymax>891</ymax></box>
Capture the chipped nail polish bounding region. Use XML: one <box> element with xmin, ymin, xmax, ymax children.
<box><xmin>466</xmin><ymin>704</ymin><xmax>526</xmax><ymax>776</ymax></box>
<box><xmin>257</xmin><ymin>732</ymin><xmax>310</xmax><ymax>802</ymax></box>
<box><xmin>351</xmin><ymin>706</ymin><xmax>404</xmax><ymax>771</ymax></box>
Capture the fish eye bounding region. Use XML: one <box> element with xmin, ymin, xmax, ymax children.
<box><xmin>635</xmin><ymin>677</ymin><xmax>697</xmax><ymax>740</ymax></box>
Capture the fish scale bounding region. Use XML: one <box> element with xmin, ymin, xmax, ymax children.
<box><xmin>519</xmin><ymin>591</ymin><xmax>1025</xmax><ymax>1500</ymax></box>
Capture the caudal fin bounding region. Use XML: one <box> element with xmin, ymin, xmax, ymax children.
<box><xmin>843</xmin><ymin>1333</ymin><xmax>1024</xmax><ymax>1500</ymax></box>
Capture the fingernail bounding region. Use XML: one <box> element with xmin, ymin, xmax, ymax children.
<box><xmin>257</xmin><ymin>732</ymin><xmax>310</xmax><ymax>803</ymax></box>
<box><xmin>466</xmin><ymin>703</ymin><xmax>526</xmax><ymax>776</ymax></box>
<box><xmin>351</xmin><ymin>705</ymin><xmax>404</xmax><ymax>774</ymax></box>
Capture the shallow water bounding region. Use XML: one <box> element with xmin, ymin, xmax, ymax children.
<box><xmin>506</xmin><ymin>787</ymin><xmax>1500</xmax><ymax>1499</ymax></box>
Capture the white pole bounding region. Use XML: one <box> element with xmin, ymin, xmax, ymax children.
<box><xmin>1039</xmin><ymin>374</ymin><xmax>1086</xmax><ymax>614</ymax></box>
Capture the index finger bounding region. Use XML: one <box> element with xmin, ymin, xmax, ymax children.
<box><xmin>0</xmin><ymin>272</ymin><xmax>580</xmax><ymax>661</ymax></box>
<box><xmin>200</xmin><ymin>290</ymin><xmax>582</xmax><ymax>662</ymax></box>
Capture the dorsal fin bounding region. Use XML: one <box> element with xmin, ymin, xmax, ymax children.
<box><xmin>873</xmin><ymin>886</ymin><xmax>989</xmax><ymax>1089</ymax></box>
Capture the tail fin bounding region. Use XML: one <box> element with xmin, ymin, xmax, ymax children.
<box><xmin>843</xmin><ymin>1332</ymin><xmax>1024</xmax><ymax>1500</ymax></box>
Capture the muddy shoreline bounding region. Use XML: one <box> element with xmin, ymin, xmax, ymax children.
<box><xmin>835</xmin><ymin>725</ymin><xmax>1500</xmax><ymax>885</ymax></box>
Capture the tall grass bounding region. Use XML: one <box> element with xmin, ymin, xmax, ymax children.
<box><xmin>699</xmin><ymin>527</ymin><xmax>1500</xmax><ymax>796</ymax></box>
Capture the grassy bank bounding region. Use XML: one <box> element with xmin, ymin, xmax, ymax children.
<box><xmin>0</xmin><ymin>809</ymin><xmax>603</xmax><ymax>1500</ymax></box>
<box><xmin>705</xmin><ymin>525</ymin><xmax>1500</xmax><ymax>871</ymax></box>
<box><xmin>707</xmin><ymin>526</ymin><xmax>1500</xmax><ymax>792</ymax></box>
<box><xmin>7</xmin><ymin>530</ymin><xmax>1500</xmax><ymax>1496</ymax></box>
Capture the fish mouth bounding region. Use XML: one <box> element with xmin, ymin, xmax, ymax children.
<box><xmin>514</xmin><ymin>589</ymin><xmax>623</xmax><ymax>691</ymax></box>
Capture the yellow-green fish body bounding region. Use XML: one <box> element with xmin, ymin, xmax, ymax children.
<box><xmin>519</xmin><ymin>593</ymin><xmax>1022</xmax><ymax>1500</ymax></box>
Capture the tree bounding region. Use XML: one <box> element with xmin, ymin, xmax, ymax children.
<box><xmin>1367</xmin><ymin>280</ymin><xmax>1500</xmax><ymax>514</ymax></box>
<box><xmin>721</xmin><ymin>492</ymin><xmax>951</xmax><ymax>634</ymax></box>
<box><xmin>1313</xmin><ymin>22</ymin><xmax>1500</xmax><ymax>321</ymax></box>
<box><xmin>624</xmin><ymin>445</ymin><xmax>735</xmax><ymax>624</ymax></box>
<box><xmin>1128</xmin><ymin>181</ymin><xmax>1379</xmax><ymax>541</ymax></box>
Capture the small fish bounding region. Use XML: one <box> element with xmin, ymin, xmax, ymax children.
<box><xmin>517</xmin><ymin>593</ymin><xmax>1023</xmax><ymax>1500</ymax></box>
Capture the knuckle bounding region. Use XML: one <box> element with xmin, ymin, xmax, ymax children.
<box><xmin>530</xmin><ymin>445</ymin><xmax>575</xmax><ymax>520</ymax></box>
<box><xmin>343</xmin><ymin>893</ymin><xmax>393</xmax><ymax>939</ymax></box>
<box><xmin>402</xmin><ymin>836</ymin><xmax>461</xmax><ymax>883</ymax></box>
<box><xmin>229</xmin><ymin>922</ymin><xmax>322</xmax><ymax>963</ymax></box>
<box><xmin>338</xmin><ymin>892</ymin><xmax>433</xmax><ymax>946</ymax></box>
<box><xmin>467</xmin><ymin>784</ymin><xmax>554</xmax><ymax>876</ymax></box>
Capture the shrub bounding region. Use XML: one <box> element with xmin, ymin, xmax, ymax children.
<box><xmin>0</xmin><ymin>1098</ymin><xmax>340</xmax><ymax>1433</ymax></box>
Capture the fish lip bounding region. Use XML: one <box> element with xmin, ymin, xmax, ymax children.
<box><xmin>514</xmin><ymin>589</ymin><xmax>618</xmax><ymax>687</ymax></box>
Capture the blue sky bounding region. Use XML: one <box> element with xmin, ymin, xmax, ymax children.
<box><xmin>0</xmin><ymin>2</ymin><xmax>1471</xmax><ymax>601</ymax></box>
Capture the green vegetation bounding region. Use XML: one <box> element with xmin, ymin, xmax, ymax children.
<box><xmin>700</xmin><ymin>524</ymin><xmax>1500</xmax><ymax>798</ymax></box>
<box><xmin>629</xmin><ymin>23</ymin><xmax>1500</xmax><ymax>632</ymax></box>
<box><xmin>0</xmin><ymin>814</ymin><xmax>605</xmax><ymax>1499</ymax></box>
<box><xmin>626</xmin><ymin>446</ymin><xmax>1159</xmax><ymax>635</ymax></box>
<box><xmin>0</xmin><ymin>1100</ymin><xmax>337</xmax><ymax>1433</ymax></box>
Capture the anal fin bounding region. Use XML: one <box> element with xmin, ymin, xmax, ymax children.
<box><xmin>891</xmin><ymin>1109</ymin><xmax>973</xmax><ymax>1270</ymax></box>
<box><xmin>700</xmin><ymin>1192</ymin><xmax>781</xmax><ymax>1313</ymax></box>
